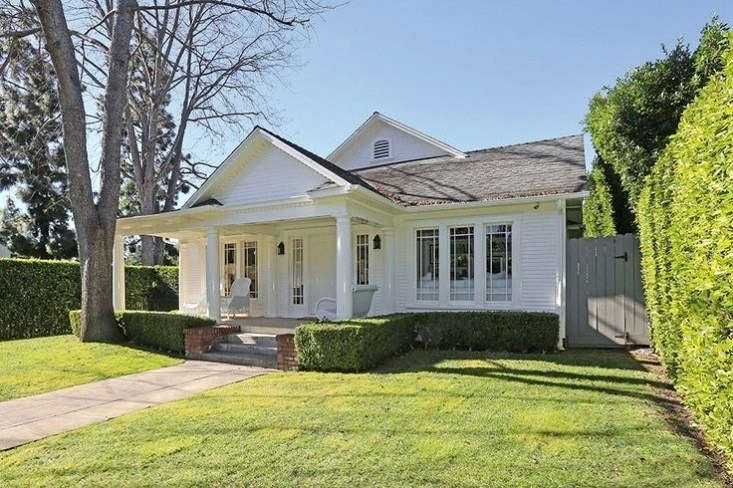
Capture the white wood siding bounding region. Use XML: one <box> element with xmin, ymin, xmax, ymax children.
<box><xmin>519</xmin><ymin>210</ymin><xmax>561</xmax><ymax>311</ymax></box>
<box><xmin>332</xmin><ymin>121</ymin><xmax>448</xmax><ymax>170</ymax></box>
<box><xmin>212</xmin><ymin>144</ymin><xmax>328</xmax><ymax>206</ymax></box>
<box><xmin>179</xmin><ymin>240</ymin><xmax>205</xmax><ymax>310</ymax></box>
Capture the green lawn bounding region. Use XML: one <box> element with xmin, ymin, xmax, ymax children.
<box><xmin>0</xmin><ymin>335</ymin><xmax>181</xmax><ymax>401</ymax></box>
<box><xmin>0</xmin><ymin>350</ymin><xmax>721</xmax><ymax>487</ymax></box>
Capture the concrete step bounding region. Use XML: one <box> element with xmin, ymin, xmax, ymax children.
<box><xmin>198</xmin><ymin>350</ymin><xmax>277</xmax><ymax>368</ymax></box>
<box><xmin>223</xmin><ymin>333</ymin><xmax>277</xmax><ymax>347</ymax></box>
<box><xmin>213</xmin><ymin>341</ymin><xmax>277</xmax><ymax>355</ymax></box>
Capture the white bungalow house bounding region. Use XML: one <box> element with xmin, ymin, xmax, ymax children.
<box><xmin>115</xmin><ymin>112</ymin><xmax>587</xmax><ymax>342</ymax></box>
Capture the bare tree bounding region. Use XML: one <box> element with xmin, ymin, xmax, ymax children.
<box><xmin>1</xmin><ymin>0</ymin><xmax>326</xmax><ymax>341</ymax></box>
<box><xmin>83</xmin><ymin>1</ymin><xmax>324</xmax><ymax>264</ymax></box>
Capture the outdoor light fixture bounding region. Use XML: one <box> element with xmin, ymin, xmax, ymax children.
<box><xmin>373</xmin><ymin>234</ymin><xmax>381</xmax><ymax>250</ymax></box>
<box><xmin>277</xmin><ymin>241</ymin><xmax>285</xmax><ymax>255</ymax></box>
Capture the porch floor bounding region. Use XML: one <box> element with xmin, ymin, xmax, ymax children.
<box><xmin>219</xmin><ymin>317</ymin><xmax>313</xmax><ymax>335</ymax></box>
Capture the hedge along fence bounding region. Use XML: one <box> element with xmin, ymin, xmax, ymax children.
<box><xmin>637</xmin><ymin>33</ymin><xmax>733</xmax><ymax>464</ymax></box>
<box><xmin>70</xmin><ymin>310</ymin><xmax>214</xmax><ymax>354</ymax></box>
<box><xmin>295</xmin><ymin>312</ymin><xmax>559</xmax><ymax>373</ymax></box>
<box><xmin>0</xmin><ymin>258</ymin><xmax>179</xmax><ymax>341</ymax></box>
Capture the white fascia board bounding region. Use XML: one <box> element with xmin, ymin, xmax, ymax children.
<box><xmin>327</xmin><ymin>112</ymin><xmax>466</xmax><ymax>162</ymax></box>
<box><xmin>401</xmin><ymin>191</ymin><xmax>590</xmax><ymax>213</ymax></box>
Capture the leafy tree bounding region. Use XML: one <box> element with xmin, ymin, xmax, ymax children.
<box><xmin>0</xmin><ymin>35</ymin><xmax>75</xmax><ymax>258</ymax></box>
<box><xmin>585</xmin><ymin>17</ymin><xmax>729</xmax><ymax>217</ymax></box>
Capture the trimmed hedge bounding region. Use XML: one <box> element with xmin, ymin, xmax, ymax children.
<box><xmin>295</xmin><ymin>312</ymin><xmax>559</xmax><ymax>372</ymax></box>
<box><xmin>125</xmin><ymin>266</ymin><xmax>178</xmax><ymax>311</ymax></box>
<box><xmin>0</xmin><ymin>258</ymin><xmax>179</xmax><ymax>341</ymax></box>
<box><xmin>295</xmin><ymin>317</ymin><xmax>414</xmax><ymax>372</ymax></box>
<box><xmin>70</xmin><ymin>310</ymin><xmax>214</xmax><ymax>354</ymax></box>
<box><xmin>637</xmin><ymin>33</ymin><xmax>733</xmax><ymax>465</ymax></box>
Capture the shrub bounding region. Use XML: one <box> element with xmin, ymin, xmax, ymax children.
<box><xmin>410</xmin><ymin>312</ymin><xmax>558</xmax><ymax>352</ymax></box>
<box><xmin>295</xmin><ymin>312</ymin><xmax>559</xmax><ymax>372</ymax></box>
<box><xmin>117</xmin><ymin>311</ymin><xmax>214</xmax><ymax>354</ymax></box>
<box><xmin>637</xmin><ymin>33</ymin><xmax>733</xmax><ymax>464</ymax></box>
<box><xmin>125</xmin><ymin>266</ymin><xmax>178</xmax><ymax>311</ymax></box>
<box><xmin>70</xmin><ymin>310</ymin><xmax>214</xmax><ymax>354</ymax></box>
<box><xmin>295</xmin><ymin>316</ymin><xmax>414</xmax><ymax>372</ymax></box>
<box><xmin>0</xmin><ymin>258</ymin><xmax>178</xmax><ymax>341</ymax></box>
<box><xmin>0</xmin><ymin>259</ymin><xmax>81</xmax><ymax>340</ymax></box>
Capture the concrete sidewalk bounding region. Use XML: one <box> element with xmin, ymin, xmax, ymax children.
<box><xmin>0</xmin><ymin>360</ymin><xmax>274</xmax><ymax>450</ymax></box>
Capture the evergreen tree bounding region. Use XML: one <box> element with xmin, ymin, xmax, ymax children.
<box><xmin>0</xmin><ymin>36</ymin><xmax>75</xmax><ymax>258</ymax></box>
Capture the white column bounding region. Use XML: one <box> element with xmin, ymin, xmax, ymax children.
<box><xmin>112</xmin><ymin>234</ymin><xmax>125</xmax><ymax>310</ymax></box>
<box><xmin>206</xmin><ymin>228</ymin><xmax>221</xmax><ymax>321</ymax></box>
<box><xmin>335</xmin><ymin>215</ymin><xmax>353</xmax><ymax>319</ymax></box>
<box><xmin>474</xmin><ymin>221</ymin><xmax>486</xmax><ymax>307</ymax></box>
<box><xmin>383</xmin><ymin>227</ymin><xmax>396</xmax><ymax>313</ymax></box>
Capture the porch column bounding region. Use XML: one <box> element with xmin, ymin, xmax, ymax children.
<box><xmin>206</xmin><ymin>228</ymin><xmax>221</xmax><ymax>321</ymax></box>
<box><xmin>335</xmin><ymin>215</ymin><xmax>353</xmax><ymax>319</ymax></box>
<box><xmin>112</xmin><ymin>234</ymin><xmax>125</xmax><ymax>310</ymax></box>
<box><xmin>383</xmin><ymin>227</ymin><xmax>396</xmax><ymax>313</ymax></box>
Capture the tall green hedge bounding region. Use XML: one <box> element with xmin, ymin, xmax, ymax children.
<box><xmin>582</xmin><ymin>163</ymin><xmax>616</xmax><ymax>237</ymax></box>
<box><xmin>0</xmin><ymin>258</ymin><xmax>179</xmax><ymax>341</ymax></box>
<box><xmin>637</xmin><ymin>33</ymin><xmax>733</xmax><ymax>464</ymax></box>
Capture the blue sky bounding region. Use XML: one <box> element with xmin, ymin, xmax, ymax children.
<box><xmin>2</xmin><ymin>1</ymin><xmax>732</xmax><ymax>208</ymax></box>
<box><xmin>246</xmin><ymin>0</ymin><xmax>731</xmax><ymax>166</ymax></box>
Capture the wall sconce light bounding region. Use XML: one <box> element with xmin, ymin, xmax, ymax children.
<box><xmin>373</xmin><ymin>234</ymin><xmax>381</xmax><ymax>250</ymax></box>
<box><xmin>277</xmin><ymin>241</ymin><xmax>285</xmax><ymax>255</ymax></box>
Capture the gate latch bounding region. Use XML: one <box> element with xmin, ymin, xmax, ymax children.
<box><xmin>614</xmin><ymin>252</ymin><xmax>628</xmax><ymax>262</ymax></box>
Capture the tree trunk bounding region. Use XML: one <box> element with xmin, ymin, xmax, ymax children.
<box><xmin>32</xmin><ymin>0</ymin><xmax>136</xmax><ymax>342</ymax></box>
<box><xmin>139</xmin><ymin>181</ymin><xmax>159</xmax><ymax>265</ymax></box>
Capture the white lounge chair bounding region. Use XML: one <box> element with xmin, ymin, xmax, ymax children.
<box><xmin>315</xmin><ymin>284</ymin><xmax>378</xmax><ymax>321</ymax></box>
<box><xmin>221</xmin><ymin>277</ymin><xmax>251</xmax><ymax>319</ymax></box>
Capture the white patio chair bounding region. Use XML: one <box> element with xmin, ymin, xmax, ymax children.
<box><xmin>181</xmin><ymin>294</ymin><xmax>207</xmax><ymax>316</ymax></box>
<box><xmin>221</xmin><ymin>277</ymin><xmax>251</xmax><ymax>319</ymax></box>
<box><xmin>315</xmin><ymin>284</ymin><xmax>378</xmax><ymax>321</ymax></box>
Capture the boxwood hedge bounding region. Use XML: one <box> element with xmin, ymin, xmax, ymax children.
<box><xmin>0</xmin><ymin>259</ymin><xmax>179</xmax><ymax>341</ymax></box>
<box><xmin>637</xmin><ymin>33</ymin><xmax>733</xmax><ymax>464</ymax></box>
<box><xmin>70</xmin><ymin>310</ymin><xmax>214</xmax><ymax>354</ymax></box>
<box><xmin>295</xmin><ymin>312</ymin><xmax>558</xmax><ymax>373</ymax></box>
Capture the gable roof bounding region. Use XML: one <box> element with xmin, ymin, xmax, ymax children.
<box><xmin>339</xmin><ymin>134</ymin><xmax>587</xmax><ymax>206</ymax></box>
<box><xmin>327</xmin><ymin>112</ymin><xmax>466</xmax><ymax>162</ymax></box>
<box><xmin>183</xmin><ymin>126</ymin><xmax>380</xmax><ymax>209</ymax></box>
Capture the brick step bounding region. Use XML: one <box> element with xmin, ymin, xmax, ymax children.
<box><xmin>198</xmin><ymin>350</ymin><xmax>277</xmax><ymax>369</ymax></box>
<box><xmin>213</xmin><ymin>341</ymin><xmax>277</xmax><ymax>355</ymax></box>
<box><xmin>222</xmin><ymin>333</ymin><xmax>277</xmax><ymax>347</ymax></box>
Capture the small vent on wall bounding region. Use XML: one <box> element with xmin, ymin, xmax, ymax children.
<box><xmin>373</xmin><ymin>139</ymin><xmax>390</xmax><ymax>160</ymax></box>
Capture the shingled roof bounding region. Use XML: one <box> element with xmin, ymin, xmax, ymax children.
<box><xmin>344</xmin><ymin>134</ymin><xmax>587</xmax><ymax>206</ymax></box>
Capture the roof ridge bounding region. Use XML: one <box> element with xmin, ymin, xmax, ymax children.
<box><xmin>467</xmin><ymin>133</ymin><xmax>584</xmax><ymax>154</ymax></box>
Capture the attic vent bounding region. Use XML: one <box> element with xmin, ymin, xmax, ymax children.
<box><xmin>373</xmin><ymin>139</ymin><xmax>391</xmax><ymax>160</ymax></box>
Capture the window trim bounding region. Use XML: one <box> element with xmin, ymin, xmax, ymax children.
<box><xmin>414</xmin><ymin>226</ymin><xmax>440</xmax><ymax>302</ymax></box>
<box><xmin>355</xmin><ymin>233</ymin><xmax>370</xmax><ymax>285</ymax></box>
<box><xmin>449</xmin><ymin>225</ymin><xmax>475</xmax><ymax>302</ymax></box>
<box><xmin>291</xmin><ymin>237</ymin><xmax>305</xmax><ymax>306</ymax></box>
<box><xmin>484</xmin><ymin>223</ymin><xmax>514</xmax><ymax>305</ymax></box>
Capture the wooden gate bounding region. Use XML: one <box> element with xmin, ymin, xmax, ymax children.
<box><xmin>566</xmin><ymin>234</ymin><xmax>649</xmax><ymax>347</ymax></box>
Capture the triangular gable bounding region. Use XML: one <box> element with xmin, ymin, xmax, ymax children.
<box><xmin>183</xmin><ymin>127</ymin><xmax>351</xmax><ymax>209</ymax></box>
<box><xmin>328</xmin><ymin>112</ymin><xmax>466</xmax><ymax>170</ymax></box>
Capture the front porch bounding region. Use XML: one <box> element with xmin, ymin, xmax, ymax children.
<box><xmin>114</xmin><ymin>196</ymin><xmax>395</xmax><ymax>324</ymax></box>
<box><xmin>221</xmin><ymin>317</ymin><xmax>310</xmax><ymax>335</ymax></box>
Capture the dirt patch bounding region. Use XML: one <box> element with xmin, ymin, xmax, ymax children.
<box><xmin>629</xmin><ymin>347</ymin><xmax>732</xmax><ymax>487</ymax></box>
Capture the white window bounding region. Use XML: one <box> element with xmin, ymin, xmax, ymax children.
<box><xmin>373</xmin><ymin>139</ymin><xmax>391</xmax><ymax>160</ymax></box>
<box><xmin>241</xmin><ymin>241</ymin><xmax>257</xmax><ymax>298</ymax></box>
<box><xmin>486</xmin><ymin>224</ymin><xmax>512</xmax><ymax>302</ymax></box>
<box><xmin>450</xmin><ymin>226</ymin><xmax>474</xmax><ymax>300</ymax></box>
<box><xmin>292</xmin><ymin>238</ymin><xmax>304</xmax><ymax>305</ymax></box>
<box><xmin>416</xmin><ymin>228</ymin><xmax>439</xmax><ymax>301</ymax></box>
<box><xmin>356</xmin><ymin>234</ymin><xmax>369</xmax><ymax>285</ymax></box>
<box><xmin>223</xmin><ymin>243</ymin><xmax>237</xmax><ymax>296</ymax></box>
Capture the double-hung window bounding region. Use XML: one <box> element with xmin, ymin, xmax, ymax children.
<box><xmin>450</xmin><ymin>226</ymin><xmax>474</xmax><ymax>300</ymax></box>
<box><xmin>416</xmin><ymin>228</ymin><xmax>439</xmax><ymax>301</ymax></box>
<box><xmin>486</xmin><ymin>224</ymin><xmax>512</xmax><ymax>302</ymax></box>
<box><xmin>356</xmin><ymin>234</ymin><xmax>369</xmax><ymax>285</ymax></box>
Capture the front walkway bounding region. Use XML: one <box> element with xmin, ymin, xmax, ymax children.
<box><xmin>0</xmin><ymin>360</ymin><xmax>274</xmax><ymax>450</ymax></box>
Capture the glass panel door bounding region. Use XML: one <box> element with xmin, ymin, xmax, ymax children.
<box><xmin>292</xmin><ymin>238</ymin><xmax>304</xmax><ymax>305</ymax></box>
